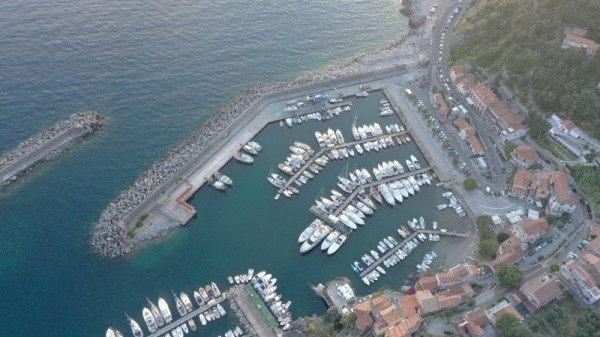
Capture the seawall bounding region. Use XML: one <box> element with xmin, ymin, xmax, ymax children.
<box><xmin>0</xmin><ymin>111</ymin><xmax>106</xmax><ymax>189</ymax></box>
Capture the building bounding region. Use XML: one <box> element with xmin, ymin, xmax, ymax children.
<box><xmin>510</xmin><ymin>169</ymin><xmax>552</xmax><ymax>203</ymax></box>
<box><xmin>486</xmin><ymin>101</ymin><xmax>527</xmax><ymax>141</ymax></box>
<box><xmin>485</xmin><ymin>301</ymin><xmax>523</xmax><ymax>326</ymax></box>
<box><xmin>470</xmin><ymin>83</ymin><xmax>497</xmax><ymax>113</ymax></box>
<box><xmin>415</xmin><ymin>263</ymin><xmax>481</xmax><ymax>292</ymax></box>
<box><xmin>353</xmin><ymin>291</ymin><xmax>424</xmax><ymax>336</ymax></box>
<box><xmin>511</xmin><ymin>168</ymin><xmax>535</xmax><ymax>199</ymax></box>
<box><xmin>487</xmin><ymin>235</ymin><xmax>523</xmax><ymax>273</ymax></box>
<box><xmin>562</xmin><ymin>27</ymin><xmax>599</xmax><ymax>56</ymax></box>
<box><xmin>454</xmin><ymin>118</ymin><xmax>476</xmax><ymax>139</ymax></box>
<box><xmin>456</xmin><ymin>308</ymin><xmax>492</xmax><ymax>337</ymax></box>
<box><xmin>450</xmin><ymin>65</ymin><xmax>466</xmax><ymax>83</ymax></box>
<box><xmin>457</xmin><ymin>76</ymin><xmax>476</xmax><ymax>96</ymax></box>
<box><xmin>516</xmin><ymin>273</ymin><xmax>563</xmax><ymax>313</ymax></box>
<box><xmin>384</xmin><ymin>314</ymin><xmax>423</xmax><ymax>337</ymax></box>
<box><xmin>510</xmin><ymin>145</ymin><xmax>540</xmax><ymax>168</ymax></box>
<box><xmin>547</xmin><ymin>170</ymin><xmax>578</xmax><ymax>215</ymax></box>
<box><xmin>434</xmin><ymin>93</ymin><xmax>451</xmax><ymax>118</ymax></box>
<box><xmin>548</xmin><ymin>114</ymin><xmax>600</xmax><ymax>157</ymax></box>
<box><xmin>467</xmin><ymin>134</ymin><xmax>485</xmax><ymax>156</ymax></box>
<box><xmin>509</xmin><ymin>217</ymin><xmax>549</xmax><ymax>245</ymax></box>
<box><xmin>580</xmin><ymin>252</ymin><xmax>600</xmax><ymax>286</ymax></box>
<box><xmin>560</xmin><ymin>259</ymin><xmax>600</xmax><ymax>304</ymax></box>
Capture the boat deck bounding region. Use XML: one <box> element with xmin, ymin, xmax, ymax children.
<box><xmin>277</xmin><ymin>131</ymin><xmax>409</xmax><ymax>194</ymax></box>
<box><xmin>358</xmin><ymin>229</ymin><xmax>469</xmax><ymax>277</ymax></box>
<box><xmin>146</xmin><ymin>295</ymin><xmax>227</xmax><ymax>337</ymax></box>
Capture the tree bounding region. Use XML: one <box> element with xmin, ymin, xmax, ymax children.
<box><xmin>479</xmin><ymin>239</ymin><xmax>499</xmax><ymax>259</ymax></box>
<box><xmin>498</xmin><ymin>265</ymin><xmax>524</xmax><ymax>289</ymax></box>
<box><xmin>497</xmin><ymin>232</ymin><xmax>510</xmax><ymax>243</ymax></box>
<box><xmin>476</xmin><ymin>215</ymin><xmax>493</xmax><ymax>227</ymax></box>
<box><xmin>503</xmin><ymin>142</ymin><xmax>517</xmax><ymax>157</ymax></box>
<box><xmin>496</xmin><ymin>313</ymin><xmax>531</xmax><ymax>337</ymax></box>
<box><xmin>338</xmin><ymin>313</ymin><xmax>357</xmax><ymax>329</ymax></box>
<box><xmin>550</xmin><ymin>263</ymin><xmax>561</xmax><ymax>273</ymax></box>
<box><xmin>463</xmin><ymin>178</ymin><xmax>478</xmax><ymax>190</ymax></box>
<box><xmin>571</xmin><ymin>309</ymin><xmax>600</xmax><ymax>337</ymax></box>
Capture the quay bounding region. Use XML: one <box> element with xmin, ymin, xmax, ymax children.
<box><xmin>0</xmin><ymin>111</ymin><xmax>105</xmax><ymax>188</ymax></box>
<box><xmin>359</xmin><ymin>229</ymin><xmax>469</xmax><ymax>277</ymax></box>
<box><xmin>276</xmin><ymin>130</ymin><xmax>409</xmax><ymax>193</ymax></box>
<box><xmin>147</xmin><ymin>295</ymin><xmax>227</xmax><ymax>337</ymax></box>
<box><xmin>229</xmin><ymin>285</ymin><xmax>279</xmax><ymax>337</ymax></box>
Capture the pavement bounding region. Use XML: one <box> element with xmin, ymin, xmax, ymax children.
<box><xmin>230</xmin><ymin>285</ymin><xmax>278</xmax><ymax>337</ymax></box>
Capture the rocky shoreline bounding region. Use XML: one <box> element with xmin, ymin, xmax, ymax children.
<box><xmin>90</xmin><ymin>0</ymin><xmax>432</xmax><ymax>259</ymax></box>
<box><xmin>0</xmin><ymin>111</ymin><xmax>106</xmax><ymax>188</ymax></box>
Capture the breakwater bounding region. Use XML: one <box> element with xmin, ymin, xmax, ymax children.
<box><xmin>90</xmin><ymin>0</ymin><xmax>433</xmax><ymax>259</ymax></box>
<box><xmin>0</xmin><ymin>111</ymin><xmax>105</xmax><ymax>189</ymax></box>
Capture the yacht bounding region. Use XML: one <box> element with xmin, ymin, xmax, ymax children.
<box><xmin>198</xmin><ymin>313</ymin><xmax>207</xmax><ymax>325</ymax></box>
<box><xmin>300</xmin><ymin>224</ymin><xmax>331</xmax><ymax>253</ymax></box>
<box><xmin>338</xmin><ymin>213</ymin><xmax>357</xmax><ymax>230</ymax></box>
<box><xmin>126</xmin><ymin>314</ymin><xmax>143</xmax><ymax>337</ymax></box>
<box><xmin>234</xmin><ymin>151</ymin><xmax>254</xmax><ymax>164</ymax></box>
<box><xmin>142</xmin><ymin>307</ymin><xmax>158</xmax><ymax>333</ymax></box>
<box><xmin>106</xmin><ymin>328</ymin><xmax>116</xmax><ymax>337</ymax></box>
<box><xmin>298</xmin><ymin>219</ymin><xmax>322</xmax><ymax>243</ymax></box>
<box><xmin>327</xmin><ymin>234</ymin><xmax>347</xmax><ymax>255</ymax></box>
<box><xmin>158</xmin><ymin>297</ymin><xmax>173</xmax><ymax>323</ymax></box>
<box><xmin>210</xmin><ymin>178</ymin><xmax>226</xmax><ymax>191</ymax></box>
<box><xmin>217</xmin><ymin>303</ymin><xmax>227</xmax><ymax>316</ymax></box>
<box><xmin>180</xmin><ymin>292</ymin><xmax>193</xmax><ymax>312</ymax></box>
<box><xmin>188</xmin><ymin>319</ymin><xmax>197</xmax><ymax>331</ymax></box>
<box><xmin>248</xmin><ymin>141</ymin><xmax>262</xmax><ymax>152</ymax></box>
<box><xmin>147</xmin><ymin>298</ymin><xmax>165</xmax><ymax>327</ymax></box>
<box><xmin>370</xmin><ymin>186</ymin><xmax>383</xmax><ymax>204</ymax></box>
<box><xmin>321</xmin><ymin>231</ymin><xmax>340</xmax><ymax>250</ymax></box>
<box><xmin>419</xmin><ymin>216</ymin><xmax>426</xmax><ymax>229</ymax></box>
<box><xmin>172</xmin><ymin>291</ymin><xmax>187</xmax><ymax>316</ymax></box>
<box><xmin>215</xmin><ymin>172</ymin><xmax>233</xmax><ymax>186</ymax></box>
<box><xmin>211</xmin><ymin>282</ymin><xmax>221</xmax><ymax>297</ymax></box>
<box><xmin>378</xmin><ymin>184</ymin><xmax>396</xmax><ymax>206</ymax></box>
<box><xmin>181</xmin><ymin>323</ymin><xmax>189</xmax><ymax>334</ymax></box>
<box><xmin>193</xmin><ymin>291</ymin><xmax>204</xmax><ymax>307</ymax></box>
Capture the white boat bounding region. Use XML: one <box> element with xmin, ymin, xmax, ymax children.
<box><xmin>158</xmin><ymin>298</ymin><xmax>173</xmax><ymax>323</ymax></box>
<box><xmin>338</xmin><ymin>214</ymin><xmax>357</xmax><ymax>230</ymax></box>
<box><xmin>298</xmin><ymin>219</ymin><xmax>322</xmax><ymax>243</ymax></box>
<box><xmin>327</xmin><ymin>234</ymin><xmax>347</xmax><ymax>255</ymax></box>
<box><xmin>402</xmin><ymin>179</ymin><xmax>415</xmax><ymax>195</ymax></box>
<box><xmin>248</xmin><ymin>141</ymin><xmax>262</xmax><ymax>152</ymax></box>
<box><xmin>126</xmin><ymin>314</ymin><xmax>144</xmax><ymax>337</ymax></box>
<box><xmin>335</xmin><ymin>129</ymin><xmax>345</xmax><ymax>143</ymax></box>
<box><xmin>406</xmin><ymin>159</ymin><xmax>415</xmax><ymax>171</ymax></box>
<box><xmin>217</xmin><ymin>304</ymin><xmax>226</xmax><ymax>316</ymax></box>
<box><xmin>180</xmin><ymin>292</ymin><xmax>193</xmax><ymax>312</ymax></box>
<box><xmin>143</xmin><ymin>307</ymin><xmax>158</xmax><ymax>333</ymax></box>
<box><xmin>321</xmin><ymin>230</ymin><xmax>340</xmax><ymax>250</ymax></box>
<box><xmin>147</xmin><ymin>298</ymin><xmax>165</xmax><ymax>327</ymax></box>
<box><xmin>210</xmin><ymin>179</ymin><xmax>227</xmax><ymax>191</ymax></box>
<box><xmin>198</xmin><ymin>313</ymin><xmax>207</xmax><ymax>325</ymax></box>
<box><xmin>300</xmin><ymin>224</ymin><xmax>331</xmax><ymax>253</ymax></box>
<box><xmin>181</xmin><ymin>323</ymin><xmax>189</xmax><ymax>334</ymax></box>
<box><xmin>344</xmin><ymin>210</ymin><xmax>365</xmax><ymax>225</ymax></box>
<box><xmin>234</xmin><ymin>151</ymin><xmax>254</xmax><ymax>164</ymax></box>
<box><xmin>378</xmin><ymin>184</ymin><xmax>396</xmax><ymax>206</ymax></box>
<box><xmin>352</xmin><ymin>124</ymin><xmax>360</xmax><ymax>141</ymax></box>
<box><xmin>193</xmin><ymin>291</ymin><xmax>204</xmax><ymax>307</ymax></box>
<box><xmin>106</xmin><ymin>328</ymin><xmax>116</xmax><ymax>337</ymax></box>
<box><xmin>356</xmin><ymin>91</ymin><xmax>369</xmax><ymax>97</ymax></box>
<box><xmin>432</xmin><ymin>221</ymin><xmax>438</xmax><ymax>230</ymax></box>
<box><xmin>419</xmin><ymin>216</ymin><xmax>426</xmax><ymax>229</ymax></box>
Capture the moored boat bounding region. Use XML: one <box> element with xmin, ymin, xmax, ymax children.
<box><xmin>300</xmin><ymin>224</ymin><xmax>331</xmax><ymax>253</ymax></box>
<box><xmin>106</xmin><ymin>328</ymin><xmax>116</xmax><ymax>337</ymax></box>
<box><xmin>211</xmin><ymin>282</ymin><xmax>221</xmax><ymax>297</ymax></box>
<box><xmin>298</xmin><ymin>219</ymin><xmax>322</xmax><ymax>243</ymax></box>
<box><xmin>147</xmin><ymin>298</ymin><xmax>165</xmax><ymax>327</ymax></box>
<box><xmin>320</xmin><ymin>230</ymin><xmax>340</xmax><ymax>251</ymax></box>
<box><xmin>234</xmin><ymin>151</ymin><xmax>254</xmax><ymax>164</ymax></box>
<box><xmin>126</xmin><ymin>314</ymin><xmax>144</xmax><ymax>337</ymax></box>
<box><xmin>158</xmin><ymin>297</ymin><xmax>173</xmax><ymax>323</ymax></box>
<box><xmin>188</xmin><ymin>319</ymin><xmax>197</xmax><ymax>331</ymax></box>
<box><xmin>142</xmin><ymin>307</ymin><xmax>158</xmax><ymax>333</ymax></box>
<box><xmin>172</xmin><ymin>290</ymin><xmax>187</xmax><ymax>316</ymax></box>
<box><xmin>327</xmin><ymin>234</ymin><xmax>347</xmax><ymax>255</ymax></box>
<box><xmin>180</xmin><ymin>292</ymin><xmax>193</xmax><ymax>312</ymax></box>
<box><xmin>198</xmin><ymin>313</ymin><xmax>207</xmax><ymax>325</ymax></box>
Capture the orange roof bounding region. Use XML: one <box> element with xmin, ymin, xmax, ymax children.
<box><xmin>591</xmin><ymin>223</ymin><xmax>600</xmax><ymax>237</ymax></box>
<box><xmin>467</xmin><ymin>134</ymin><xmax>484</xmax><ymax>155</ymax></box>
<box><xmin>493</xmin><ymin>304</ymin><xmax>523</xmax><ymax>323</ymax></box>
<box><xmin>471</xmin><ymin>83</ymin><xmax>497</xmax><ymax>106</ymax></box>
<box><xmin>552</xmin><ymin>171</ymin><xmax>577</xmax><ymax>205</ymax></box>
<box><xmin>399</xmin><ymin>294</ymin><xmax>419</xmax><ymax>316</ymax></box>
<box><xmin>451</xmin><ymin>65</ymin><xmax>465</xmax><ymax>78</ymax></box>
<box><xmin>489</xmin><ymin>101</ymin><xmax>524</xmax><ymax>129</ymax></box>
<box><xmin>572</xmin><ymin>27</ymin><xmax>587</xmax><ymax>37</ymax></box>
<box><xmin>520</xmin><ymin>218</ymin><xmax>549</xmax><ymax>237</ymax></box>
<box><xmin>459</xmin><ymin>76</ymin><xmax>476</xmax><ymax>91</ymax></box>
<box><xmin>513</xmin><ymin>145</ymin><xmax>539</xmax><ymax>162</ymax></box>
<box><xmin>454</xmin><ymin>118</ymin><xmax>476</xmax><ymax>135</ymax></box>
<box><xmin>513</xmin><ymin>168</ymin><xmax>534</xmax><ymax>190</ymax></box>
<box><xmin>520</xmin><ymin>273</ymin><xmax>562</xmax><ymax>307</ymax></box>
<box><xmin>564</xmin><ymin>32</ymin><xmax>600</xmax><ymax>51</ymax></box>
<box><xmin>385</xmin><ymin>314</ymin><xmax>423</xmax><ymax>337</ymax></box>
<box><xmin>466</xmin><ymin>321</ymin><xmax>485</xmax><ymax>337</ymax></box>
<box><xmin>464</xmin><ymin>308</ymin><xmax>489</xmax><ymax>326</ymax></box>
<box><xmin>561</xmin><ymin>119</ymin><xmax>577</xmax><ymax>131</ymax></box>
<box><xmin>581</xmin><ymin>252</ymin><xmax>600</xmax><ymax>275</ymax></box>
<box><xmin>434</xmin><ymin>93</ymin><xmax>450</xmax><ymax>114</ymax></box>
<box><xmin>416</xmin><ymin>275</ymin><xmax>438</xmax><ymax>291</ymax></box>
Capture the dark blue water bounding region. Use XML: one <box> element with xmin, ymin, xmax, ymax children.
<box><xmin>0</xmin><ymin>1</ymin><xmax>446</xmax><ymax>336</ymax></box>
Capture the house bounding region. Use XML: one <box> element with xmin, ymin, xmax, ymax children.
<box><xmin>470</xmin><ymin>83</ymin><xmax>497</xmax><ymax>113</ymax></box>
<box><xmin>415</xmin><ymin>290</ymin><xmax>440</xmax><ymax>315</ymax></box>
<box><xmin>434</xmin><ymin>93</ymin><xmax>451</xmax><ymax>117</ymax></box>
<box><xmin>437</xmin><ymin>283</ymin><xmax>476</xmax><ymax>310</ymax></box>
<box><xmin>454</xmin><ymin>118</ymin><xmax>476</xmax><ymax>139</ymax></box>
<box><xmin>450</xmin><ymin>65</ymin><xmax>466</xmax><ymax>83</ymax></box>
<box><xmin>516</xmin><ymin>273</ymin><xmax>563</xmax><ymax>313</ymax></box>
<box><xmin>510</xmin><ymin>217</ymin><xmax>549</xmax><ymax>245</ymax></box>
<box><xmin>487</xmin><ymin>235</ymin><xmax>523</xmax><ymax>273</ymax></box>
<box><xmin>486</xmin><ymin>101</ymin><xmax>527</xmax><ymax>141</ymax></box>
<box><xmin>547</xmin><ymin>170</ymin><xmax>578</xmax><ymax>215</ymax></box>
<box><xmin>415</xmin><ymin>275</ymin><xmax>438</xmax><ymax>292</ymax></box>
<box><xmin>467</xmin><ymin>134</ymin><xmax>485</xmax><ymax>156</ymax></box>
<box><xmin>457</xmin><ymin>76</ymin><xmax>476</xmax><ymax>96</ymax></box>
<box><xmin>510</xmin><ymin>145</ymin><xmax>540</xmax><ymax>168</ymax></box>
<box><xmin>485</xmin><ymin>301</ymin><xmax>523</xmax><ymax>326</ymax></box>
<box><xmin>560</xmin><ymin>260</ymin><xmax>600</xmax><ymax>304</ymax></box>
<box><xmin>579</xmin><ymin>252</ymin><xmax>600</xmax><ymax>286</ymax></box>
<box><xmin>588</xmin><ymin>224</ymin><xmax>600</xmax><ymax>256</ymax></box>
<box><xmin>384</xmin><ymin>314</ymin><xmax>423</xmax><ymax>337</ymax></box>
<box><xmin>562</xmin><ymin>29</ymin><xmax>599</xmax><ymax>56</ymax></box>
<box><xmin>511</xmin><ymin>168</ymin><xmax>535</xmax><ymax>199</ymax></box>
<box><xmin>548</xmin><ymin>114</ymin><xmax>600</xmax><ymax>156</ymax></box>
<box><xmin>415</xmin><ymin>263</ymin><xmax>481</xmax><ymax>292</ymax></box>
<box><xmin>456</xmin><ymin>308</ymin><xmax>491</xmax><ymax>337</ymax></box>
<box><xmin>353</xmin><ymin>292</ymin><xmax>424</xmax><ymax>336</ymax></box>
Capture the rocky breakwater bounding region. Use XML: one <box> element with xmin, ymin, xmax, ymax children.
<box><xmin>91</xmin><ymin>3</ymin><xmax>433</xmax><ymax>258</ymax></box>
<box><xmin>0</xmin><ymin>111</ymin><xmax>106</xmax><ymax>189</ymax></box>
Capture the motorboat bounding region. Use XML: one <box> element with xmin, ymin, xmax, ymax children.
<box><xmin>210</xmin><ymin>178</ymin><xmax>227</xmax><ymax>191</ymax></box>
<box><xmin>143</xmin><ymin>307</ymin><xmax>158</xmax><ymax>333</ymax></box>
<box><xmin>172</xmin><ymin>290</ymin><xmax>187</xmax><ymax>316</ymax></box>
<box><xmin>147</xmin><ymin>298</ymin><xmax>165</xmax><ymax>327</ymax></box>
<box><xmin>300</xmin><ymin>224</ymin><xmax>331</xmax><ymax>253</ymax></box>
<box><xmin>328</xmin><ymin>234</ymin><xmax>347</xmax><ymax>255</ymax></box>
<box><xmin>106</xmin><ymin>328</ymin><xmax>116</xmax><ymax>337</ymax></box>
<box><xmin>193</xmin><ymin>291</ymin><xmax>204</xmax><ymax>307</ymax></box>
<box><xmin>158</xmin><ymin>297</ymin><xmax>173</xmax><ymax>323</ymax></box>
<box><xmin>370</xmin><ymin>186</ymin><xmax>383</xmax><ymax>204</ymax></box>
<box><xmin>188</xmin><ymin>319</ymin><xmax>197</xmax><ymax>331</ymax></box>
<box><xmin>321</xmin><ymin>231</ymin><xmax>340</xmax><ymax>250</ymax></box>
<box><xmin>180</xmin><ymin>292</ymin><xmax>193</xmax><ymax>312</ymax></box>
<box><xmin>217</xmin><ymin>303</ymin><xmax>227</xmax><ymax>316</ymax></box>
<box><xmin>198</xmin><ymin>313</ymin><xmax>207</xmax><ymax>325</ymax></box>
<box><xmin>338</xmin><ymin>214</ymin><xmax>357</xmax><ymax>230</ymax></box>
<box><xmin>234</xmin><ymin>151</ymin><xmax>254</xmax><ymax>164</ymax></box>
<box><xmin>181</xmin><ymin>323</ymin><xmax>189</xmax><ymax>334</ymax></box>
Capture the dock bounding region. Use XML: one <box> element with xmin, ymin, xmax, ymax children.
<box><xmin>146</xmin><ymin>295</ymin><xmax>227</xmax><ymax>337</ymax></box>
<box><xmin>229</xmin><ymin>285</ymin><xmax>279</xmax><ymax>337</ymax></box>
<box><xmin>277</xmin><ymin>130</ymin><xmax>409</xmax><ymax>193</ymax></box>
<box><xmin>358</xmin><ymin>229</ymin><xmax>469</xmax><ymax>277</ymax></box>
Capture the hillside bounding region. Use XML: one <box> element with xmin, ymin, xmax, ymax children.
<box><xmin>450</xmin><ymin>0</ymin><xmax>600</xmax><ymax>138</ymax></box>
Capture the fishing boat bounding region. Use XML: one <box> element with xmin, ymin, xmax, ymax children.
<box><xmin>327</xmin><ymin>234</ymin><xmax>347</xmax><ymax>255</ymax></box>
<box><xmin>126</xmin><ymin>314</ymin><xmax>143</xmax><ymax>337</ymax></box>
<box><xmin>234</xmin><ymin>151</ymin><xmax>254</xmax><ymax>164</ymax></box>
<box><xmin>209</xmin><ymin>178</ymin><xmax>226</xmax><ymax>191</ymax></box>
<box><xmin>172</xmin><ymin>290</ymin><xmax>187</xmax><ymax>316</ymax></box>
<box><xmin>147</xmin><ymin>298</ymin><xmax>165</xmax><ymax>327</ymax></box>
<box><xmin>142</xmin><ymin>307</ymin><xmax>158</xmax><ymax>333</ymax></box>
<box><xmin>320</xmin><ymin>230</ymin><xmax>340</xmax><ymax>250</ymax></box>
<box><xmin>243</xmin><ymin>143</ymin><xmax>258</xmax><ymax>155</ymax></box>
<box><xmin>298</xmin><ymin>219</ymin><xmax>322</xmax><ymax>243</ymax></box>
<box><xmin>300</xmin><ymin>224</ymin><xmax>331</xmax><ymax>253</ymax></box>
<box><xmin>158</xmin><ymin>298</ymin><xmax>173</xmax><ymax>323</ymax></box>
<box><xmin>179</xmin><ymin>292</ymin><xmax>193</xmax><ymax>312</ymax></box>
<box><xmin>248</xmin><ymin>141</ymin><xmax>262</xmax><ymax>152</ymax></box>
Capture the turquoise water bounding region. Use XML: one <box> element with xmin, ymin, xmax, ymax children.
<box><xmin>0</xmin><ymin>1</ymin><xmax>467</xmax><ymax>337</ymax></box>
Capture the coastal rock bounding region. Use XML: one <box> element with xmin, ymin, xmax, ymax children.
<box><xmin>409</xmin><ymin>15</ymin><xmax>426</xmax><ymax>28</ymax></box>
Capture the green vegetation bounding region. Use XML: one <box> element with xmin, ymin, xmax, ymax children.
<box><xmin>569</xmin><ymin>165</ymin><xmax>600</xmax><ymax>217</ymax></box>
<box><xmin>496</xmin><ymin>313</ymin><xmax>531</xmax><ymax>337</ymax></box>
<box><xmin>476</xmin><ymin>215</ymin><xmax>493</xmax><ymax>227</ymax></box>
<box><xmin>503</xmin><ymin>142</ymin><xmax>517</xmax><ymax>157</ymax></box>
<box><xmin>463</xmin><ymin>178</ymin><xmax>478</xmax><ymax>190</ymax></box>
<box><xmin>286</xmin><ymin>309</ymin><xmax>360</xmax><ymax>337</ymax></box>
<box><xmin>550</xmin><ymin>263</ymin><xmax>561</xmax><ymax>273</ymax></box>
<box><xmin>497</xmin><ymin>232</ymin><xmax>510</xmax><ymax>243</ymax></box>
<box><xmin>476</xmin><ymin>215</ymin><xmax>498</xmax><ymax>259</ymax></box>
<box><xmin>452</xmin><ymin>0</ymin><xmax>600</xmax><ymax>138</ymax></box>
<box><xmin>529</xmin><ymin>298</ymin><xmax>600</xmax><ymax>337</ymax></box>
<box><xmin>497</xmin><ymin>265</ymin><xmax>524</xmax><ymax>289</ymax></box>
<box><xmin>135</xmin><ymin>213</ymin><xmax>149</xmax><ymax>228</ymax></box>
<box><xmin>479</xmin><ymin>239</ymin><xmax>499</xmax><ymax>259</ymax></box>
<box><xmin>244</xmin><ymin>285</ymin><xmax>278</xmax><ymax>329</ymax></box>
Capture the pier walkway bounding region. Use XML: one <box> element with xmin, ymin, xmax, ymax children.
<box><xmin>147</xmin><ymin>295</ymin><xmax>226</xmax><ymax>337</ymax></box>
<box><xmin>359</xmin><ymin>229</ymin><xmax>469</xmax><ymax>277</ymax></box>
<box><xmin>277</xmin><ymin>131</ymin><xmax>408</xmax><ymax>193</ymax></box>
<box><xmin>229</xmin><ymin>285</ymin><xmax>278</xmax><ymax>337</ymax></box>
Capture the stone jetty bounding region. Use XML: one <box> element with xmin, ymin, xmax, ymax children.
<box><xmin>0</xmin><ymin>111</ymin><xmax>106</xmax><ymax>189</ymax></box>
<box><xmin>90</xmin><ymin>0</ymin><xmax>434</xmax><ymax>258</ymax></box>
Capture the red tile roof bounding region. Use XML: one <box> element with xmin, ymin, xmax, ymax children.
<box><xmin>471</xmin><ymin>83</ymin><xmax>497</xmax><ymax>107</ymax></box>
<box><xmin>468</xmin><ymin>134</ymin><xmax>484</xmax><ymax>155</ymax></box>
<box><xmin>520</xmin><ymin>218</ymin><xmax>549</xmax><ymax>237</ymax></box>
<box><xmin>552</xmin><ymin>170</ymin><xmax>577</xmax><ymax>205</ymax></box>
<box><xmin>434</xmin><ymin>93</ymin><xmax>450</xmax><ymax>115</ymax></box>
<box><xmin>564</xmin><ymin>32</ymin><xmax>600</xmax><ymax>52</ymax></box>
<box><xmin>454</xmin><ymin>118</ymin><xmax>476</xmax><ymax>136</ymax></box>
<box><xmin>513</xmin><ymin>145</ymin><xmax>539</xmax><ymax>162</ymax></box>
<box><xmin>561</xmin><ymin>119</ymin><xmax>577</xmax><ymax>131</ymax></box>
<box><xmin>489</xmin><ymin>100</ymin><xmax>524</xmax><ymax>130</ymax></box>
<box><xmin>513</xmin><ymin>168</ymin><xmax>534</xmax><ymax>191</ymax></box>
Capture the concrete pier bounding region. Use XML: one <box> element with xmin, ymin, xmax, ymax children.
<box><xmin>146</xmin><ymin>296</ymin><xmax>226</xmax><ymax>337</ymax></box>
<box><xmin>229</xmin><ymin>285</ymin><xmax>279</xmax><ymax>337</ymax></box>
